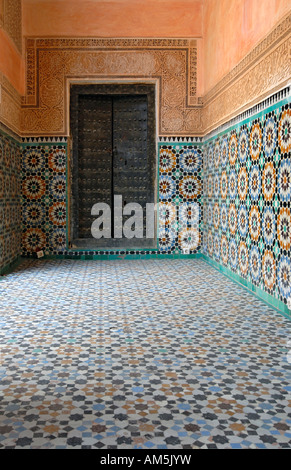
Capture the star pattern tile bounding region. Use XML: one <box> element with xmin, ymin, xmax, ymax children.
<box><xmin>0</xmin><ymin>258</ymin><xmax>290</xmax><ymax>449</ymax></box>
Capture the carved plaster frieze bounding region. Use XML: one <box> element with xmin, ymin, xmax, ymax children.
<box><xmin>202</xmin><ymin>13</ymin><xmax>291</xmax><ymax>135</ymax></box>
<box><xmin>21</xmin><ymin>37</ymin><xmax>202</xmax><ymax>137</ymax></box>
<box><xmin>0</xmin><ymin>72</ymin><xmax>21</xmax><ymax>135</ymax></box>
<box><xmin>1</xmin><ymin>12</ymin><xmax>290</xmax><ymax>138</ymax></box>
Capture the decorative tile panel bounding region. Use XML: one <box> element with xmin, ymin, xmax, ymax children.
<box><xmin>21</xmin><ymin>142</ymin><xmax>67</xmax><ymax>257</ymax></box>
<box><xmin>0</xmin><ymin>128</ymin><xmax>22</xmax><ymax>272</ymax></box>
<box><xmin>158</xmin><ymin>143</ymin><xmax>203</xmax><ymax>254</ymax></box>
<box><xmin>203</xmin><ymin>99</ymin><xmax>291</xmax><ymax>306</ymax></box>
<box><xmin>0</xmin><ymin>257</ymin><xmax>290</xmax><ymax>448</ymax></box>
<box><xmin>21</xmin><ymin>142</ymin><xmax>203</xmax><ymax>257</ymax></box>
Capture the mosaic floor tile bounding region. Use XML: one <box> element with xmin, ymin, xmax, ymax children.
<box><xmin>0</xmin><ymin>258</ymin><xmax>291</xmax><ymax>449</ymax></box>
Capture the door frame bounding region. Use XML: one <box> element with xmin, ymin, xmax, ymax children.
<box><xmin>67</xmin><ymin>80</ymin><xmax>159</xmax><ymax>250</ymax></box>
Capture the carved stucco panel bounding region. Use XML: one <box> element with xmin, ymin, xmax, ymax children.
<box><xmin>21</xmin><ymin>107</ymin><xmax>64</xmax><ymax>134</ymax></box>
<box><xmin>1</xmin><ymin>89</ymin><xmax>21</xmax><ymax>133</ymax></box>
<box><xmin>0</xmin><ymin>74</ymin><xmax>21</xmax><ymax>134</ymax></box>
<box><xmin>21</xmin><ymin>39</ymin><xmax>201</xmax><ymax>137</ymax></box>
<box><xmin>0</xmin><ymin>0</ymin><xmax>3</xmax><ymax>27</ymax></box>
<box><xmin>202</xmin><ymin>35</ymin><xmax>291</xmax><ymax>134</ymax></box>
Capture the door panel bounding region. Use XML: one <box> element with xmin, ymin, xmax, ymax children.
<box><xmin>77</xmin><ymin>95</ymin><xmax>112</xmax><ymax>239</ymax></box>
<box><xmin>113</xmin><ymin>95</ymin><xmax>148</xmax><ymax>239</ymax></box>
<box><xmin>69</xmin><ymin>84</ymin><xmax>157</xmax><ymax>249</ymax></box>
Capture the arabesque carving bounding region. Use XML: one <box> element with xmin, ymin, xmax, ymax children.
<box><xmin>202</xmin><ymin>13</ymin><xmax>291</xmax><ymax>135</ymax></box>
<box><xmin>0</xmin><ymin>73</ymin><xmax>21</xmax><ymax>135</ymax></box>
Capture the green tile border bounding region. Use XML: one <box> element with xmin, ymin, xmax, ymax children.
<box><xmin>0</xmin><ymin>125</ymin><xmax>22</xmax><ymax>145</ymax></box>
<box><xmin>0</xmin><ymin>256</ymin><xmax>23</xmax><ymax>277</ymax></box>
<box><xmin>201</xmin><ymin>254</ymin><xmax>291</xmax><ymax>321</ymax></box>
<box><xmin>21</xmin><ymin>252</ymin><xmax>204</xmax><ymax>261</ymax></box>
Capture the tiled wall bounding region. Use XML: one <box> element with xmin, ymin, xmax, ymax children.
<box><xmin>203</xmin><ymin>99</ymin><xmax>291</xmax><ymax>307</ymax></box>
<box><xmin>21</xmin><ymin>141</ymin><xmax>203</xmax><ymax>257</ymax></box>
<box><xmin>13</xmin><ymin>97</ymin><xmax>291</xmax><ymax>314</ymax></box>
<box><xmin>0</xmin><ymin>128</ymin><xmax>22</xmax><ymax>273</ymax></box>
<box><xmin>158</xmin><ymin>142</ymin><xmax>203</xmax><ymax>254</ymax></box>
<box><xmin>22</xmin><ymin>142</ymin><xmax>67</xmax><ymax>257</ymax></box>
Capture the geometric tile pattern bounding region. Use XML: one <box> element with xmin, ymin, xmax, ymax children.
<box><xmin>0</xmin><ymin>129</ymin><xmax>22</xmax><ymax>273</ymax></box>
<box><xmin>158</xmin><ymin>144</ymin><xmax>202</xmax><ymax>254</ymax></box>
<box><xmin>21</xmin><ymin>143</ymin><xmax>203</xmax><ymax>256</ymax></box>
<box><xmin>0</xmin><ymin>258</ymin><xmax>290</xmax><ymax>449</ymax></box>
<box><xmin>203</xmin><ymin>100</ymin><xmax>291</xmax><ymax>306</ymax></box>
<box><xmin>21</xmin><ymin>143</ymin><xmax>67</xmax><ymax>256</ymax></box>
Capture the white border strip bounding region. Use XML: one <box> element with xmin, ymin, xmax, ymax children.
<box><xmin>203</xmin><ymin>85</ymin><xmax>291</xmax><ymax>142</ymax></box>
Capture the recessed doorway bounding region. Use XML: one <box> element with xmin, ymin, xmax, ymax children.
<box><xmin>69</xmin><ymin>83</ymin><xmax>157</xmax><ymax>249</ymax></box>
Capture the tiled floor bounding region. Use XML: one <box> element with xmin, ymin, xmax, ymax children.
<box><xmin>0</xmin><ymin>258</ymin><xmax>290</xmax><ymax>449</ymax></box>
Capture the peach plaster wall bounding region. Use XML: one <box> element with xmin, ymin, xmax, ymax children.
<box><xmin>0</xmin><ymin>0</ymin><xmax>289</xmax><ymax>136</ymax></box>
<box><xmin>203</xmin><ymin>0</ymin><xmax>291</xmax><ymax>96</ymax></box>
<box><xmin>0</xmin><ymin>29</ymin><xmax>25</xmax><ymax>96</ymax></box>
<box><xmin>22</xmin><ymin>0</ymin><xmax>204</xmax><ymax>99</ymax></box>
<box><xmin>0</xmin><ymin>0</ymin><xmax>24</xmax><ymax>135</ymax></box>
<box><xmin>22</xmin><ymin>0</ymin><xmax>203</xmax><ymax>38</ymax></box>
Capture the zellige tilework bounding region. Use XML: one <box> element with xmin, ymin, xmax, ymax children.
<box><xmin>0</xmin><ymin>128</ymin><xmax>22</xmax><ymax>273</ymax></box>
<box><xmin>0</xmin><ymin>258</ymin><xmax>290</xmax><ymax>449</ymax></box>
<box><xmin>21</xmin><ymin>142</ymin><xmax>203</xmax><ymax>257</ymax></box>
<box><xmin>21</xmin><ymin>144</ymin><xmax>67</xmax><ymax>256</ymax></box>
<box><xmin>203</xmin><ymin>100</ymin><xmax>291</xmax><ymax>308</ymax></box>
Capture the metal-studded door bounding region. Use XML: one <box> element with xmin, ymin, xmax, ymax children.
<box><xmin>69</xmin><ymin>84</ymin><xmax>157</xmax><ymax>250</ymax></box>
